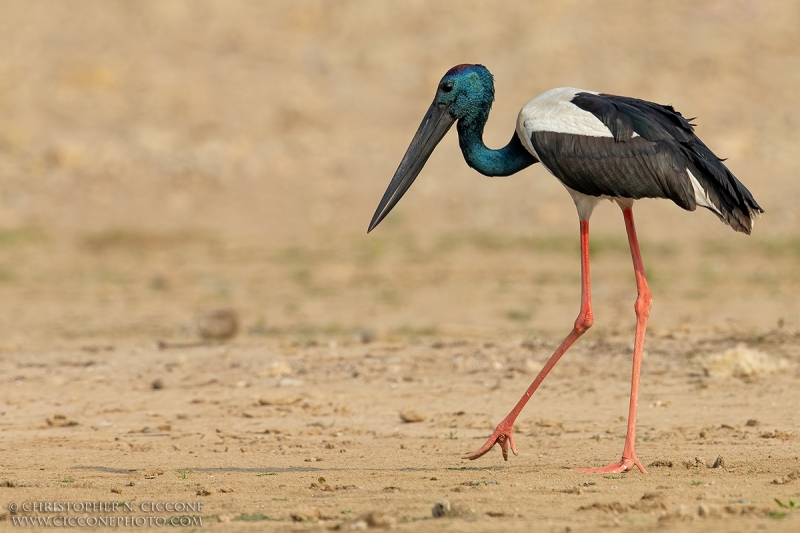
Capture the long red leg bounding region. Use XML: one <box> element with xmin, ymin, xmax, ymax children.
<box><xmin>575</xmin><ymin>207</ymin><xmax>650</xmax><ymax>473</ymax></box>
<box><xmin>463</xmin><ymin>219</ymin><xmax>594</xmax><ymax>460</ymax></box>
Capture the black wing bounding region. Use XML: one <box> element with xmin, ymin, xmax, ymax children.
<box><xmin>533</xmin><ymin>92</ymin><xmax>763</xmax><ymax>234</ymax></box>
<box><xmin>530</xmin><ymin>130</ymin><xmax>696</xmax><ymax>209</ymax></box>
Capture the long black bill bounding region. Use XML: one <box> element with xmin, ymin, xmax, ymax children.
<box><xmin>367</xmin><ymin>102</ymin><xmax>455</xmax><ymax>233</ymax></box>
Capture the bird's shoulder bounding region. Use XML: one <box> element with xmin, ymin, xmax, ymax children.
<box><xmin>517</xmin><ymin>88</ymin><xmax>610</xmax><ymax>141</ymax></box>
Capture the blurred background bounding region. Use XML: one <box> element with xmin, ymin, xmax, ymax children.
<box><xmin>0</xmin><ymin>0</ymin><xmax>798</xmax><ymax>347</ymax></box>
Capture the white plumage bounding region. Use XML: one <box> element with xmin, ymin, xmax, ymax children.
<box><xmin>517</xmin><ymin>88</ymin><xmax>611</xmax><ymax>142</ymax></box>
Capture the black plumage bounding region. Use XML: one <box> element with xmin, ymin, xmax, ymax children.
<box><xmin>531</xmin><ymin>92</ymin><xmax>763</xmax><ymax>233</ymax></box>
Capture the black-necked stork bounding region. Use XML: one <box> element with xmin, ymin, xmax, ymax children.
<box><xmin>367</xmin><ymin>64</ymin><xmax>762</xmax><ymax>473</ymax></box>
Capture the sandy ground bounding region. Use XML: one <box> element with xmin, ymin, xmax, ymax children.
<box><xmin>3</xmin><ymin>332</ymin><xmax>800</xmax><ymax>532</ymax></box>
<box><xmin>1</xmin><ymin>1</ymin><xmax>800</xmax><ymax>531</ymax></box>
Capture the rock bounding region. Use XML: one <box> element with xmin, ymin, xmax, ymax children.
<box><xmin>46</xmin><ymin>414</ymin><xmax>78</xmax><ymax>428</ymax></box>
<box><xmin>354</xmin><ymin>329</ymin><xmax>376</xmax><ymax>344</ymax></box>
<box><xmin>399</xmin><ymin>408</ymin><xmax>427</xmax><ymax>423</ymax></box>
<box><xmin>698</xmin><ymin>504</ymin><xmax>710</xmax><ymax>517</ymax></box>
<box><xmin>711</xmin><ymin>456</ymin><xmax>725</xmax><ymax>468</ymax></box>
<box><xmin>259</xmin><ymin>395</ymin><xmax>302</xmax><ymax>406</ymax></box>
<box><xmin>151</xmin><ymin>379</ymin><xmax>164</xmax><ymax>390</ymax></box>
<box><xmin>432</xmin><ymin>499</ymin><xmax>451</xmax><ymax>518</ymax></box>
<box><xmin>196</xmin><ymin>308</ymin><xmax>238</xmax><ymax>341</ymax></box>
<box><xmin>431</xmin><ymin>499</ymin><xmax>477</xmax><ymax>519</ymax></box>
<box><xmin>703</xmin><ymin>344</ymin><xmax>790</xmax><ymax>379</ymax></box>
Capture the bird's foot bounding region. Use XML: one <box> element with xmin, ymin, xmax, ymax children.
<box><xmin>574</xmin><ymin>454</ymin><xmax>647</xmax><ymax>474</ymax></box>
<box><xmin>462</xmin><ymin>422</ymin><xmax>518</xmax><ymax>461</ymax></box>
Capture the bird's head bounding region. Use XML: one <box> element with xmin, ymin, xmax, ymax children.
<box><xmin>368</xmin><ymin>64</ymin><xmax>494</xmax><ymax>232</ymax></box>
<box><xmin>432</xmin><ymin>64</ymin><xmax>495</xmax><ymax>122</ymax></box>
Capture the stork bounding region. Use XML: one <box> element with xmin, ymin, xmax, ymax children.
<box><xmin>367</xmin><ymin>64</ymin><xmax>762</xmax><ymax>473</ymax></box>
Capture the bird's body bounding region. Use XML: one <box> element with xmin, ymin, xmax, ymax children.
<box><xmin>368</xmin><ymin>64</ymin><xmax>762</xmax><ymax>473</ymax></box>
<box><xmin>517</xmin><ymin>87</ymin><xmax>761</xmax><ymax>230</ymax></box>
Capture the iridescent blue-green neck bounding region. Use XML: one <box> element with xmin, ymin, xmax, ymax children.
<box><xmin>434</xmin><ymin>64</ymin><xmax>537</xmax><ymax>177</ymax></box>
<box><xmin>456</xmin><ymin>107</ymin><xmax>537</xmax><ymax>177</ymax></box>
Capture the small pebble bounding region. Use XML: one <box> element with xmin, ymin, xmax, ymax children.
<box><xmin>432</xmin><ymin>499</ymin><xmax>451</xmax><ymax>518</ymax></box>
<box><xmin>399</xmin><ymin>409</ymin><xmax>427</xmax><ymax>423</ymax></box>
<box><xmin>196</xmin><ymin>308</ymin><xmax>239</xmax><ymax>341</ymax></box>
<box><xmin>432</xmin><ymin>499</ymin><xmax>477</xmax><ymax>519</ymax></box>
<box><xmin>151</xmin><ymin>379</ymin><xmax>164</xmax><ymax>390</ymax></box>
<box><xmin>355</xmin><ymin>329</ymin><xmax>376</xmax><ymax>344</ymax></box>
<box><xmin>46</xmin><ymin>414</ymin><xmax>78</xmax><ymax>428</ymax></box>
<box><xmin>259</xmin><ymin>395</ymin><xmax>302</xmax><ymax>406</ymax></box>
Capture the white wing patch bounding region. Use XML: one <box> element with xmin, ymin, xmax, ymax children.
<box><xmin>687</xmin><ymin>168</ymin><xmax>722</xmax><ymax>216</ymax></box>
<box><xmin>517</xmin><ymin>88</ymin><xmax>613</xmax><ymax>150</ymax></box>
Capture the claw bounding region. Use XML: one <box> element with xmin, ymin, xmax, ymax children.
<box><xmin>574</xmin><ymin>454</ymin><xmax>647</xmax><ymax>474</ymax></box>
<box><xmin>462</xmin><ymin>424</ymin><xmax>518</xmax><ymax>461</ymax></box>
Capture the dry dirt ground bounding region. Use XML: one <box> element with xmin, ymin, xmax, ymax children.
<box><xmin>1</xmin><ymin>1</ymin><xmax>800</xmax><ymax>531</ymax></box>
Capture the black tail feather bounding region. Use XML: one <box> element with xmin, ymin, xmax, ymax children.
<box><xmin>684</xmin><ymin>141</ymin><xmax>763</xmax><ymax>234</ymax></box>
